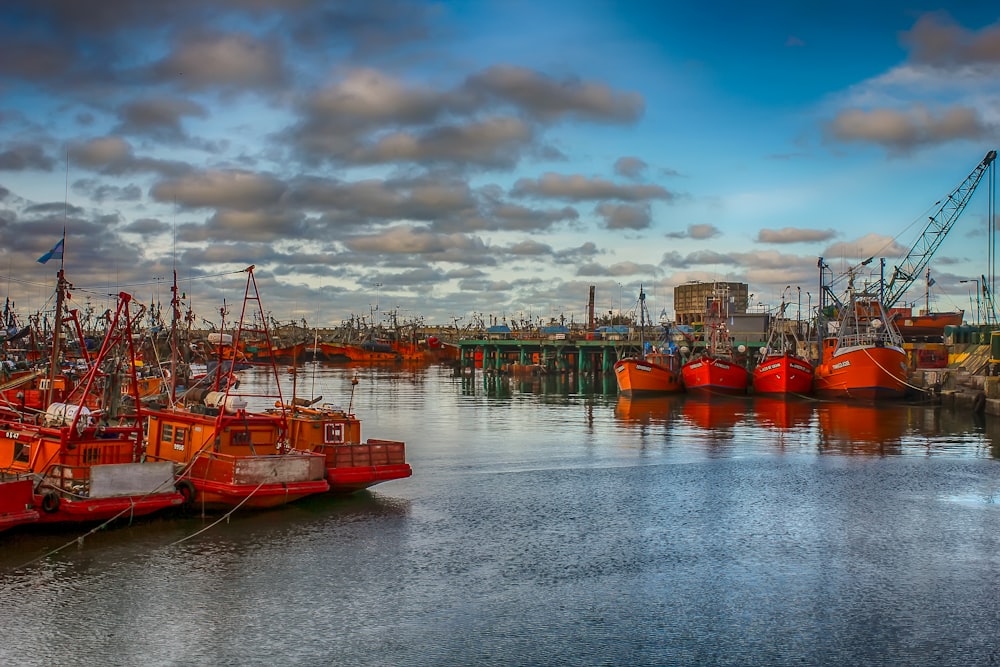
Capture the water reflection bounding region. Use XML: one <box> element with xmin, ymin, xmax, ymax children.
<box><xmin>680</xmin><ymin>395</ymin><xmax>750</xmax><ymax>432</ymax></box>
<box><xmin>752</xmin><ymin>396</ymin><xmax>814</xmax><ymax>430</ymax></box>
<box><xmin>613</xmin><ymin>394</ymin><xmax>684</xmax><ymax>426</ymax></box>
<box><xmin>816</xmin><ymin>401</ymin><xmax>909</xmax><ymax>454</ymax></box>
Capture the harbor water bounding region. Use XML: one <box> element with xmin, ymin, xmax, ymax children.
<box><xmin>3</xmin><ymin>364</ymin><xmax>1000</xmax><ymax>666</ymax></box>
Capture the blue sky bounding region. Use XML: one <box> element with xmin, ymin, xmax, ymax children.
<box><xmin>0</xmin><ymin>1</ymin><xmax>998</xmax><ymax>329</ymax></box>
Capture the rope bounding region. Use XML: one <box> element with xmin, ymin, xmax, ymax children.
<box><xmin>167</xmin><ymin>478</ymin><xmax>268</xmax><ymax>546</ymax></box>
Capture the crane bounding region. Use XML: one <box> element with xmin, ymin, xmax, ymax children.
<box><xmin>881</xmin><ymin>149</ymin><xmax>997</xmax><ymax>309</ymax></box>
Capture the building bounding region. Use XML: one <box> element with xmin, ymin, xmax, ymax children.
<box><xmin>673</xmin><ymin>281</ymin><xmax>750</xmax><ymax>326</ymax></box>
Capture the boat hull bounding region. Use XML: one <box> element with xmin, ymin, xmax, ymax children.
<box><xmin>614</xmin><ymin>353</ymin><xmax>683</xmax><ymax>395</ymax></box>
<box><xmin>681</xmin><ymin>357</ymin><xmax>749</xmax><ymax>395</ymax></box>
<box><xmin>813</xmin><ymin>345</ymin><xmax>908</xmax><ymax>400</ymax></box>
<box><xmin>0</xmin><ymin>477</ymin><xmax>39</xmax><ymax>532</ymax></box>
<box><xmin>180</xmin><ymin>451</ymin><xmax>330</xmax><ymax>511</ymax></box>
<box><xmin>752</xmin><ymin>354</ymin><xmax>814</xmax><ymax>395</ymax></box>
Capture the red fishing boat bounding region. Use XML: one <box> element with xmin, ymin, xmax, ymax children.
<box><xmin>614</xmin><ymin>287</ymin><xmax>683</xmax><ymax>395</ymax></box>
<box><xmin>752</xmin><ymin>301</ymin><xmax>814</xmax><ymax>395</ymax></box>
<box><xmin>813</xmin><ymin>277</ymin><xmax>908</xmax><ymax>401</ymax></box>
<box><xmin>0</xmin><ymin>266</ymin><xmax>184</xmax><ymax>526</ymax></box>
<box><xmin>144</xmin><ymin>267</ymin><xmax>329</xmax><ymax>511</ymax></box>
<box><xmin>681</xmin><ymin>286</ymin><xmax>749</xmax><ymax>395</ymax></box>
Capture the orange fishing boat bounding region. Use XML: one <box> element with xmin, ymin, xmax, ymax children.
<box><xmin>274</xmin><ymin>393</ymin><xmax>411</xmax><ymax>494</ymax></box>
<box><xmin>814</xmin><ymin>281</ymin><xmax>908</xmax><ymax>401</ymax></box>
<box><xmin>0</xmin><ymin>270</ymin><xmax>184</xmax><ymax>526</ymax></box>
<box><xmin>752</xmin><ymin>301</ymin><xmax>813</xmax><ymax>395</ymax></box>
<box><xmin>615</xmin><ymin>287</ymin><xmax>683</xmax><ymax>395</ymax></box>
<box><xmin>144</xmin><ymin>267</ymin><xmax>329</xmax><ymax>511</ymax></box>
<box><xmin>681</xmin><ymin>286</ymin><xmax>749</xmax><ymax>395</ymax></box>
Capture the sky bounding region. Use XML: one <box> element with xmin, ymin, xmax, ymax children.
<box><xmin>1</xmin><ymin>1</ymin><xmax>999</xmax><ymax>331</ymax></box>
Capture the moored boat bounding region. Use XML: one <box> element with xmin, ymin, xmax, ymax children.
<box><xmin>143</xmin><ymin>267</ymin><xmax>330</xmax><ymax>511</ymax></box>
<box><xmin>275</xmin><ymin>393</ymin><xmax>411</xmax><ymax>494</ymax></box>
<box><xmin>614</xmin><ymin>287</ymin><xmax>683</xmax><ymax>395</ymax></box>
<box><xmin>0</xmin><ymin>267</ymin><xmax>184</xmax><ymax>526</ymax></box>
<box><xmin>681</xmin><ymin>285</ymin><xmax>749</xmax><ymax>395</ymax></box>
<box><xmin>752</xmin><ymin>300</ymin><xmax>814</xmax><ymax>395</ymax></box>
<box><xmin>813</xmin><ymin>277</ymin><xmax>908</xmax><ymax>401</ymax></box>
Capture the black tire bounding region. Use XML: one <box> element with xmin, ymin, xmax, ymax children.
<box><xmin>41</xmin><ymin>491</ymin><xmax>60</xmax><ymax>514</ymax></box>
<box><xmin>175</xmin><ymin>479</ymin><xmax>196</xmax><ymax>506</ymax></box>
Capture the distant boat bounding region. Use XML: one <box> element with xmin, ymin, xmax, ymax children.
<box><xmin>681</xmin><ymin>285</ymin><xmax>749</xmax><ymax>395</ymax></box>
<box><xmin>752</xmin><ymin>301</ymin><xmax>814</xmax><ymax>395</ymax></box>
<box><xmin>614</xmin><ymin>286</ymin><xmax>683</xmax><ymax>395</ymax></box>
<box><xmin>813</xmin><ymin>283</ymin><xmax>908</xmax><ymax>401</ymax></box>
<box><xmin>889</xmin><ymin>307</ymin><xmax>964</xmax><ymax>338</ymax></box>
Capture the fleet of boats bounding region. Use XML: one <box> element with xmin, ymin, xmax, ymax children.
<box><xmin>0</xmin><ymin>262</ymin><xmax>413</xmax><ymax>535</ymax></box>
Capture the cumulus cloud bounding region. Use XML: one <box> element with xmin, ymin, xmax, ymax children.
<box><xmin>152</xmin><ymin>170</ymin><xmax>287</xmax><ymax>210</ymax></box>
<box><xmin>0</xmin><ymin>144</ymin><xmax>55</xmax><ymax>171</ymax></box>
<box><xmin>821</xmin><ymin>233</ymin><xmax>909</xmax><ymax>261</ymax></box>
<box><xmin>115</xmin><ymin>97</ymin><xmax>209</xmax><ymax>141</ymax></box>
<box><xmin>665</xmin><ymin>223</ymin><xmax>720</xmax><ymax>240</ymax></box>
<box><xmin>614</xmin><ymin>157</ymin><xmax>647</xmax><ymax>179</ymax></box>
<box><xmin>757</xmin><ymin>227</ymin><xmax>837</xmax><ymax>243</ymax></box>
<box><xmin>511</xmin><ymin>173</ymin><xmax>673</xmax><ymax>202</ymax></box>
<box><xmin>825</xmin><ymin>105</ymin><xmax>990</xmax><ymax>153</ymax></box>
<box><xmin>902</xmin><ymin>12</ymin><xmax>1000</xmax><ymax>67</ymax></box>
<box><xmin>153</xmin><ymin>31</ymin><xmax>288</xmax><ymax>91</ymax></box>
<box><xmin>596</xmin><ymin>203</ymin><xmax>651</xmax><ymax>230</ymax></box>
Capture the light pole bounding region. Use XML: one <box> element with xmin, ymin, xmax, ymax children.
<box><xmin>797</xmin><ymin>286</ymin><xmax>801</xmax><ymax>322</ymax></box>
<box><xmin>960</xmin><ymin>279</ymin><xmax>980</xmax><ymax>326</ymax></box>
<box><xmin>374</xmin><ymin>282</ymin><xmax>383</xmax><ymax>327</ymax></box>
<box><xmin>617</xmin><ymin>282</ymin><xmax>623</xmax><ymax>324</ymax></box>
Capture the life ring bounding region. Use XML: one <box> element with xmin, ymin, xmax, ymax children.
<box><xmin>41</xmin><ymin>491</ymin><xmax>60</xmax><ymax>514</ymax></box>
<box><xmin>175</xmin><ymin>479</ymin><xmax>196</xmax><ymax>506</ymax></box>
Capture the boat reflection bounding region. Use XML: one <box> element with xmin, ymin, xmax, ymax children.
<box><xmin>752</xmin><ymin>396</ymin><xmax>814</xmax><ymax>430</ymax></box>
<box><xmin>614</xmin><ymin>394</ymin><xmax>684</xmax><ymax>426</ymax></box>
<box><xmin>681</xmin><ymin>395</ymin><xmax>750</xmax><ymax>431</ymax></box>
<box><xmin>816</xmin><ymin>401</ymin><xmax>909</xmax><ymax>453</ymax></box>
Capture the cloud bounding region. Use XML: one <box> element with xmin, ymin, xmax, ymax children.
<box><xmin>902</xmin><ymin>12</ymin><xmax>1000</xmax><ymax>67</ymax></box>
<box><xmin>69</xmin><ymin>136</ymin><xmax>191</xmax><ymax>176</ymax></box>
<box><xmin>115</xmin><ymin>97</ymin><xmax>209</xmax><ymax>141</ymax></box>
<box><xmin>0</xmin><ymin>143</ymin><xmax>55</xmax><ymax>171</ymax></box>
<box><xmin>152</xmin><ymin>31</ymin><xmax>289</xmax><ymax>91</ymax></box>
<box><xmin>152</xmin><ymin>170</ymin><xmax>287</xmax><ymax>210</ymax></box>
<box><xmin>824</xmin><ymin>105</ymin><xmax>990</xmax><ymax>153</ymax></box>
<box><xmin>464</xmin><ymin>65</ymin><xmax>644</xmax><ymax>123</ymax></box>
<box><xmin>511</xmin><ymin>173</ymin><xmax>673</xmax><ymax>202</ymax></box>
<box><xmin>757</xmin><ymin>227</ymin><xmax>836</xmax><ymax>243</ymax></box>
<box><xmin>596</xmin><ymin>203</ymin><xmax>651</xmax><ymax>230</ymax></box>
<box><xmin>614</xmin><ymin>157</ymin><xmax>647</xmax><ymax>179</ymax></box>
<box><xmin>821</xmin><ymin>233</ymin><xmax>909</xmax><ymax>261</ymax></box>
<box><xmin>665</xmin><ymin>223</ymin><xmax>720</xmax><ymax>240</ymax></box>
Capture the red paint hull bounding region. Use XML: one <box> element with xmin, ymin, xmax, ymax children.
<box><xmin>752</xmin><ymin>354</ymin><xmax>814</xmax><ymax>395</ymax></box>
<box><xmin>681</xmin><ymin>356</ymin><xmax>749</xmax><ymax>395</ymax></box>
<box><xmin>814</xmin><ymin>345</ymin><xmax>908</xmax><ymax>400</ymax></box>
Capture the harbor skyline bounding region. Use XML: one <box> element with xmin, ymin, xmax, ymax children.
<box><xmin>0</xmin><ymin>2</ymin><xmax>998</xmax><ymax>326</ymax></box>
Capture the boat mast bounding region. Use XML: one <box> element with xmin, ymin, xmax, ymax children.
<box><xmin>45</xmin><ymin>268</ymin><xmax>66</xmax><ymax>407</ymax></box>
<box><xmin>638</xmin><ymin>285</ymin><xmax>646</xmax><ymax>359</ymax></box>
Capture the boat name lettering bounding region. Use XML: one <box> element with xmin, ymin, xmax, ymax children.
<box><xmin>790</xmin><ymin>363</ymin><xmax>811</xmax><ymax>372</ymax></box>
<box><xmin>173</xmin><ymin>443</ymin><xmax>185</xmax><ymax>452</ymax></box>
<box><xmin>688</xmin><ymin>362</ymin><xmax>703</xmax><ymax>370</ymax></box>
<box><xmin>832</xmin><ymin>360</ymin><xmax>851</xmax><ymax>370</ymax></box>
<box><xmin>759</xmin><ymin>362</ymin><xmax>781</xmax><ymax>372</ymax></box>
<box><xmin>715</xmin><ymin>363</ymin><xmax>730</xmax><ymax>370</ymax></box>
<box><xmin>5</xmin><ymin>431</ymin><xmax>20</xmax><ymax>440</ymax></box>
<box><xmin>637</xmin><ymin>365</ymin><xmax>651</xmax><ymax>372</ymax></box>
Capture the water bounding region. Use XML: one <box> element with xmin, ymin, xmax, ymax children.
<box><xmin>3</xmin><ymin>364</ymin><xmax>1000</xmax><ymax>666</ymax></box>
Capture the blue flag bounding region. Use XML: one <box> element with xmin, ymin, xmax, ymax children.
<box><xmin>37</xmin><ymin>238</ymin><xmax>64</xmax><ymax>264</ymax></box>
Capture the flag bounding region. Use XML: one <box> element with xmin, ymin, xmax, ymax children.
<box><xmin>927</xmin><ymin>277</ymin><xmax>936</xmax><ymax>287</ymax></box>
<box><xmin>37</xmin><ymin>238</ymin><xmax>64</xmax><ymax>264</ymax></box>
